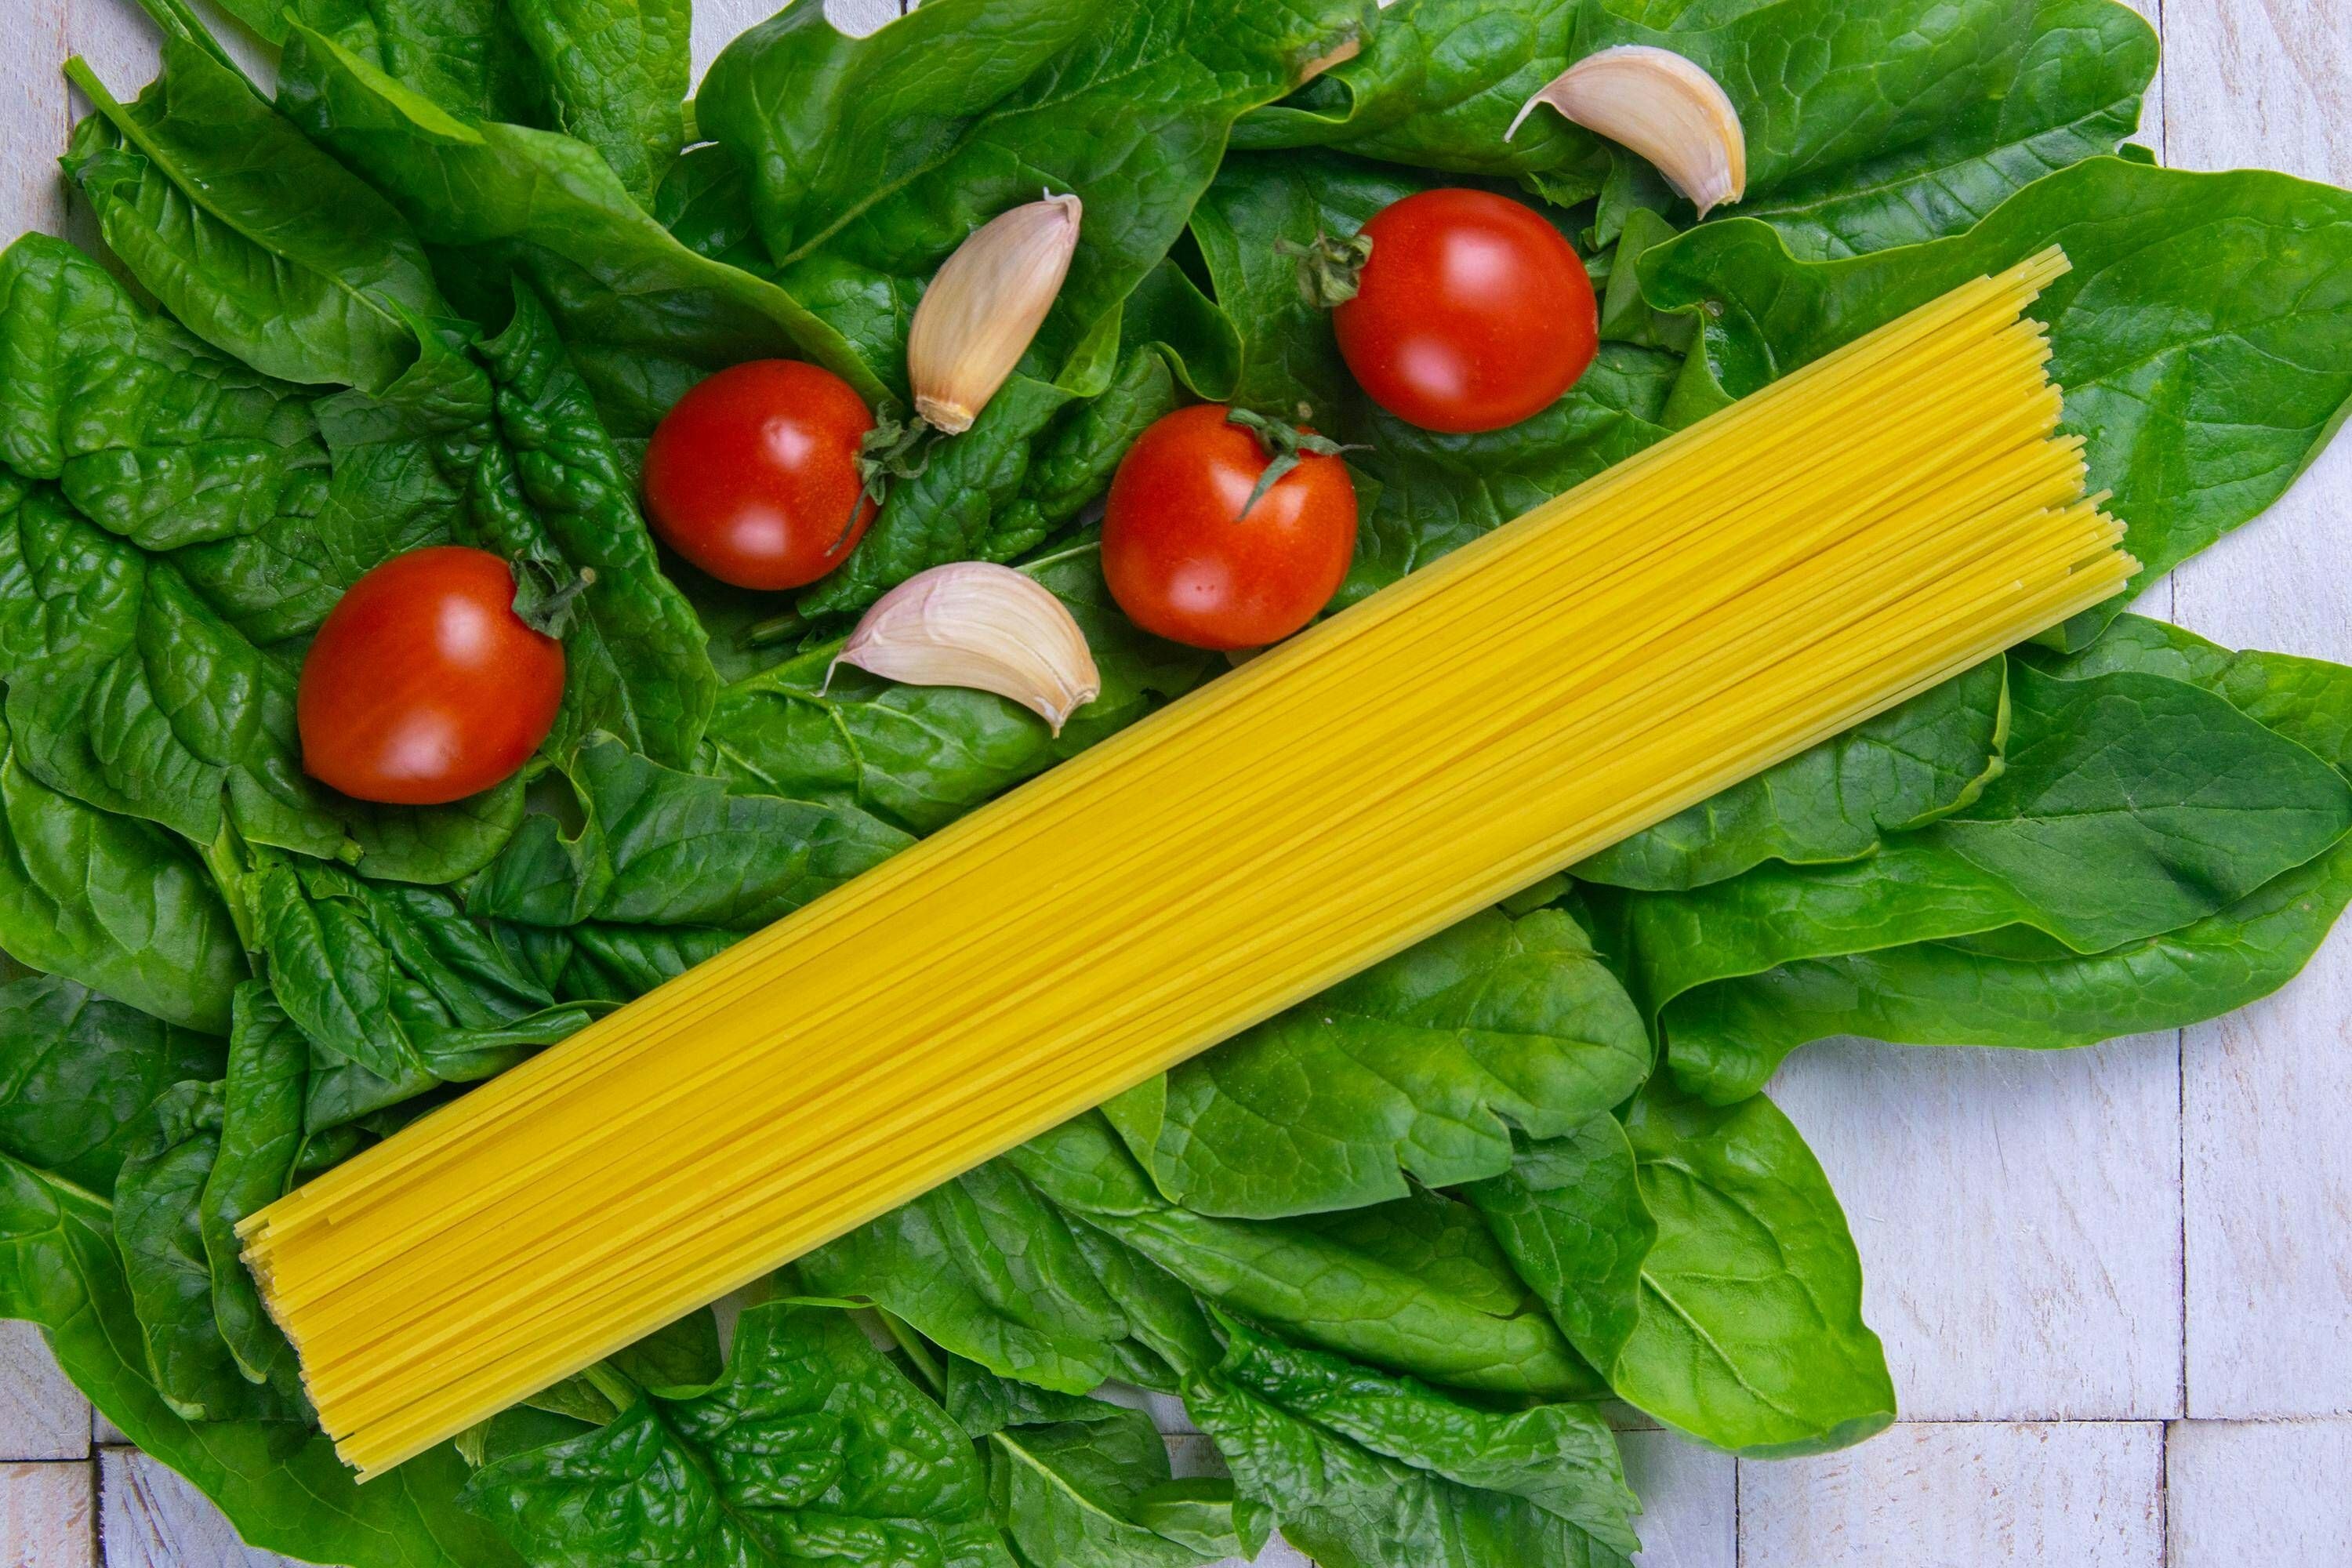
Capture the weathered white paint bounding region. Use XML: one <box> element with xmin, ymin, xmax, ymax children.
<box><xmin>2163</xmin><ymin>0</ymin><xmax>2352</xmax><ymax>1425</ymax></box>
<box><xmin>1738</xmin><ymin>1422</ymin><xmax>2165</xmax><ymax>1566</ymax></box>
<box><xmin>0</xmin><ymin>1324</ymin><xmax>88</xmax><ymax>1463</ymax></box>
<box><xmin>1769</xmin><ymin>1036</ymin><xmax>2185</xmax><ymax>1421</ymax></box>
<box><xmin>0</xmin><ymin>1461</ymin><xmax>91</xmax><ymax>1568</ymax></box>
<box><xmin>97</xmin><ymin>1451</ymin><xmax>296</xmax><ymax>1568</ymax></box>
<box><xmin>1619</xmin><ymin>1432</ymin><xmax>1735</xmax><ymax>1568</ymax></box>
<box><xmin>2167</xmin><ymin>1418</ymin><xmax>2352</xmax><ymax>1565</ymax></box>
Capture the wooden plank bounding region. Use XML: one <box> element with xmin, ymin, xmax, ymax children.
<box><xmin>1617</xmin><ymin>1432</ymin><xmax>1735</xmax><ymax>1568</ymax></box>
<box><xmin>0</xmin><ymin>1327</ymin><xmax>88</xmax><ymax>1465</ymax></box>
<box><xmin>2160</xmin><ymin>0</ymin><xmax>2352</xmax><ymax>1425</ymax></box>
<box><xmin>0</xmin><ymin>1461</ymin><xmax>93</xmax><ymax>1568</ymax></box>
<box><xmin>0</xmin><ymin>1</ymin><xmax>67</xmax><ymax>241</ymax></box>
<box><xmin>2168</xmin><ymin>1418</ymin><xmax>2352</xmax><ymax>1564</ymax></box>
<box><xmin>1767</xmin><ymin>1036</ymin><xmax>2183</xmax><ymax>1421</ymax></box>
<box><xmin>96</xmin><ymin>1451</ymin><xmax>295</xmax><ymax>1568</ymax></box>
<box><xmin>1736</xmin><ymin>1421</ymin><xmax>2165</xmax><ymax>1566</ymax></box>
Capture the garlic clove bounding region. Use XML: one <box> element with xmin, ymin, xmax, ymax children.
<box><xmin>1508</xmin><ymin>45</ymin><xmax>1747</xmax><ymax>218</ymax></box>
<box><xmin>832</xmin><ymin>561</ymin><xmax>1101</xmax><ymax>734</ymax></box>
<box><xmin>908</xmin><ymin>194</ymin><xmax>1083</xmax><ymax>436</ymax></box>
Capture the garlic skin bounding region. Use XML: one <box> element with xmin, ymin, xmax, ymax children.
<box><xmin>833</xmin><ymin>562</ymin><xmax>1101</xmax><ymax>734</ymax></box>
<box><xmin>1508</xmin><ymin>46</ymin><xmax>1748</xmax><ymax>218</ymax></box>
<box><xmin>908</xmin><ymin>194</ymin><xmax>1083</xmax><ymax>435</ymax></box>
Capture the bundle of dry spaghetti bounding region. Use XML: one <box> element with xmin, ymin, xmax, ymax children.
<box><xmin>244</xmin><ymin>249</ymin><xmax>2130</xmax><ymax>1479</ymax></box>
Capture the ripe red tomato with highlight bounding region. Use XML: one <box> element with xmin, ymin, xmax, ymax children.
<box><xmin>297</xmin><ymin>546</ymin><xmax>564</xmax><ymax>807</ymax></box>
<box><xmin>1334</xmin><ymin>188</ymin><xmax>1598</xmax><ymax>434</ymax></box>
<box><xmin>1101</xmin><ymin>404</ymin><xmax>1358</xmax><ymax>652</ymax></box>
<box><xmin>642</xmin><ymin>359</ymin><xmax>878</xmax><ymax>590</ymax></box>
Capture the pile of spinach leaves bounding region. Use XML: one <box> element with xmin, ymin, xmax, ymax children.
<box><xmin>2</xmin><ymin>1</ymin><xmax>2350</xmax><ymax>1564</ymax></box>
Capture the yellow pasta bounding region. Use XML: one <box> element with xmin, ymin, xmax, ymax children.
<box><xmin>243</xmin><ymin>249</ymin><xmax>2132</xmax><ymax>1479</ymax></box>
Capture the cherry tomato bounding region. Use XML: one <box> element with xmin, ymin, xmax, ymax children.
<box><xmin>298</xmin><ymin>546</ymin><xmax>564</xmax><ymax>807</ymax></box>
<box><xmin>1102</xmin><ymin>405</ymin><xmax>1358</xmax><ymax>651</ymax></box>
<box><xmin>642</xmin><ymin>359</ymin><xmax>878</xmax><ymax>590</ymax></box>
<box><xmin>1334</xmin><ymin>188</ymin><xmax>1598</xmax><ymax>434</ymax></box>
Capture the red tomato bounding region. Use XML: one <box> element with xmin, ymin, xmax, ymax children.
<box><xmin>298</xmin><ymin>546</ymin><xmax>564</xmax><ymax>807</ymax></box>
<box><xmin>1101</xmin><ymin>405</ymin><xmax>1358</xmax><ymax>651</ymax></box>
<box><xmin>1334</xmin><ymin>188</ymin><xmax>1598</xmax><ymax>434</ymax></box>
<box><xmin>641</xmin><ymin>360</ymin><xmax>878</xmax><ymax>590</ymax></box>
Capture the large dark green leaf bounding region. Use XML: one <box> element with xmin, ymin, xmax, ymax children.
<box><xmin>0</xmin><ymin>977</ymin><xmax>222</xmax><ymax>1193</ymax></box>
<box><xmin>1105</xmin><ymin>908</ymin><xmax>1650</xmax><ymax>1218</ymax></box>
<box><xmin>1640</xmin><ymin>158</ymin><xmax>2352</xmax><ymax>633</ymax></box>
<box><xmin>1009</xmin><ymin>1116</ymin><xmax>1600</xmax><ymax>1399</ymax></box>
<box><xmin>462</xmin><ymin>1299</ymin><xmax>1013</xmax><ymax>1568</ymax></box>
<box><xmin>505</xmin><ymin>0</ymin><xmax>690</xmax><ymax>202</ymax></box>
<box><xmin>800</xmin><ymin>1160</ymin><xmax>1135</xmax><ymax>1396</ymax></box>
<box><xmin>1608</xmin><ymin>656</ymin><xmax>2352</xmax><ymax>1098</ymax></box>
<box><xmin>277</xmin><ymin>20</ymin><xmax>884</xmax><ymax>426</ymax></box>
<box><xmin>1607</xmin><ymin>1080</ymin><xmax>1893</xmax><ymax>1455</ymax></box>
<box><xmin>1231</xmin><ymin>0</ymin><xmax>1606</xmax><ymax>203</ymax></box>
<box><xmin>198</xmin><ymin>984</ymin><xmax>306</xmax><ymax>1388</ymax></box>
<box><xmin>63</xmin><ymin>24</ymin><xmax>449</xmax><ymax>393</ymax></box>
<box><xmin>1576</xmin><ymin>657</ymin><xmax>2009</xmax><ymax>891</ymax></box>
<box><xmin>1465</xmin><ymin>1115</ymin><xmax>1655</xmax><ymax>1381</ymax></box>
<box><xmin>470</xmin><ymin>735</ymin><xmax>911</xmax><ymax>930</ymax></box>
<box><xmin>0</xmin><ymin>1149</ymin><xmax>517</xmax><ymax>1566</ymax></box>
<box><xmin>0</xmin><ymin>710</ymin><xmax>245</xmax><ymax>1034</ymax></box>
<box><xmin>249</xmin><ymin>855</ymin><xmax>593</xmax><ymax>1130</ymax></box>
<box><xmin>467</xmin><ymin>285</ymin><xmax>717</xmax><ymax>766</ymax></box>
<box><xmin>1661</xmin><ymin>617</ymin><xmax>2352</xmax><ymax>1098</ymax></box>
<box><xmin>1186</xmin><ymin>1317</ymin><xmax>1635</xmax><ymax>1568</ymax></box>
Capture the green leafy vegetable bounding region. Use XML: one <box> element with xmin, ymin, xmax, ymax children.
<box><xmin>0</xmin><ymin>977</ymin><xmax>221</xmax><ymax>1193</ymax></box>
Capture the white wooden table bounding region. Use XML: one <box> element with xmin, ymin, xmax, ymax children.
<box><xmin>2</xmin><ymin>0</ymin><xmax>2348</xmax><ymax>1563</ymax></box>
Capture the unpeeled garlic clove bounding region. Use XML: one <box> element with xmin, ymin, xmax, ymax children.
<box><xmin>909</xmin><ymin>194</ymin><xmax>1083</xmax><ymax>435</ymax></box>
<box><xmin>832</xmin><ymin>561</ymin><xmax>1101</xmax><ymax>734</ymax></box>
<box><xmin>1508</xmin><ymin>45</ymin><xmax>1747</xmax><ymax>218</ymax></box>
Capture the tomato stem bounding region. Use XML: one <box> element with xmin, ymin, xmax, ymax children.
<box><xmin>1227</xmin><ymin>405</ymin><xmax>1366</xmax><ymax>521</ymax></box>
<box><xmin>514</xmin><ymin>561</ymin><xmax>597</xmax><ymax>639</ymax></box>
<box><xmin>1275</xmin><ymin>229</ymin><xmax>1374</xmax><ymax>309</ymax></box>
<box><xmin>845</xmin><ymin>409</ymin><xmax>937</xmax><ymax>546</ymax></box>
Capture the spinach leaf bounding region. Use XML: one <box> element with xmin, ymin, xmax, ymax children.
<box><xmin>462</xmin><ymin>1299</ymin><xmax>1012</xmax><ymax>1568</ymax></box>
<box><xmin>240</xmin><ymin>0</ymin><xmax>551</xmax><ymax>125</ymax></box>
<box><xmin>277</xmin><ymin>20</ymin><xmax>884</xmax><ymax>427</ymax></box>
<box><xmin>1615</xmin><ymin>1080</ymin><xmax>1893</xmax><ymax>1454</ymax></box>
<box><xmin>1661</xmin><ymin>618</ymin><xmax>2352</xmax><ymax>1098</ymax></box>
<box><xmin>0</xmin><ymin>1149</ymin><xmax>518</xmax><ymax>1566</ymax></box>
<box><xmin>800</xmin><ymin>1159</ymin><xmax>1134</xmax><ymax>1396</ymax></box>
<box><xmin>0</xmin><ymin>976</ymin><xmax>222</xmax><ymax>1193</ymax></box>
<box><xmin>0</xmin><ymin>710</ymin><xmax>245</xmax><ymax>1034</ymax></box>
<box><xmin>1640</xmin><ymin>157</ymin><xmax>2352</xmax><ymax>635</ymax></box>
<box><xmin>1576</xmin><ymin>656</ymin><xmax>2009</xmax><ymax>891</ymax></box>
<box><xmin>504</xmin><ymin>0</ymin><xmax>690</xmax><ymax>203</ymax></box>
<box><xmin>1201</xmin><ymin>1312</ymin><xmax>1639</xmax><ymax>1557</ymax></box>
<box><xmin>1010</xmin><ymin>1115</ymin><xmax>1602</xmax><ymax>1399</ymax></box>
<box><xmin>63</xmin><ymin>23</ymin><xmax>449</xmax><ymax>394</ymax></box>
<box><xmin>113</xmin><ymin>1079</ymin><xmax>290</xmax><ymax>1420</ymax></box>
<box><xmin>198</xmin><ymin>983</ymin><xmax>305</xmax><ymax>1388</ymax></box>
<box><xmin>470</xmin><ymin>735</ymin><xmax>912</xmax><ymax>930</ymax></box>
<box><xmin>248</xmin><ymin>856</ymin><xmax>595</xmax><ymax>1131</ymax></box>
<box><xmin>1105</xmin><ymin>907</ymin><xmax>1650</xmax><ymax>1218</ymax></box>
<box><xmin>971</xmin><ymin>1377</ymin><xmax>1224</xmax><ymax>1568</ymax></box>
<box><xmin>1232</xmin><ymin>0</ymin><xmax>1606</xmax><ymax>203</ymax></box>
<box><xmin>1607</xmin><ymin>656</ymin><xmax>2352</xmax><ymax>1084</ymax></box>
<box><xmin>467</xmin><ymin>285</ymin><xmax>718</xmax><ymax>766</ymax></box>
<box><xmin>1465</xmin><ymin>1114</ymin><xmax>1655</xmax><ymax>1381</ymax></box>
